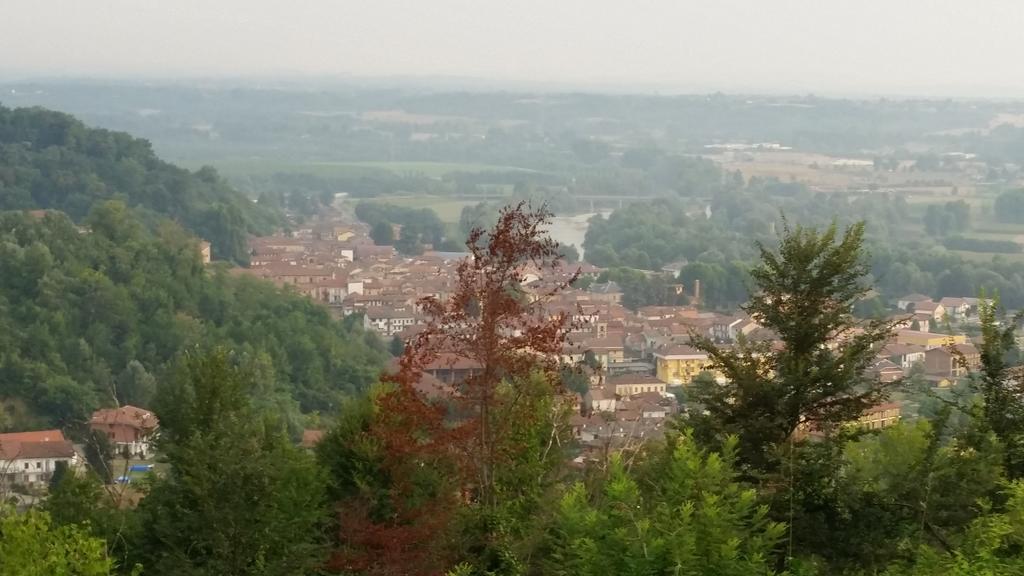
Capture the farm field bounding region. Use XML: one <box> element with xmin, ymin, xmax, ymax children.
<box><xmin>354</xmin><ymin>196</ymin><xmax>488</xmax><ymax>222</ymax></box>
<box><xmin>209</xmin><ymin>158</ymin><xmax>539</xmax><ymax>179</ymax></box>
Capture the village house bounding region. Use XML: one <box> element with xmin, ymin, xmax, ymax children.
<box><xmin>198</xmin><ymin>240</ymin><xmax>212</xmax><ymax>264</ymax></box>
<box><xmin>858</xmin><ymin>403</ymin><xmax>902</xmax><ymax>430</ymax></box>
<box><xmin>711</xmin><ymin>316</ymin><xmax>745</xmax><ymax>342</ymax></box>
<box><xmin>897</xmin><ymin>294</ymin><xmax>932</xmax><ymax>311</ymax></box>
<box><xmin>606</xmin><ymin>374</ymin><xmax>666</xmax><ymax>397</ymax></box>
<box><xmin>870</xmin><ymin>358</ymin><xmax>905</xmax><ymax>383</ymax></box>
<box><xmin>910</xmin><ymin>314</ymin><xmax>932</xmax><ymax>333</ymax></box>
<box><xmin>637</xmin><ymin>306</ymin><xmax>690</xmax><ymax>321</ymax></box>
<box><xmin>89</xmin><ymin>406</ymin><xmax>159</xmax><ymax>459</ymax></box>
<box><xmin>587</xmin><ymin>281</ymin><xmax>623</xmax><ymax>304</ymax></box>
<box><xmin>654</xmin><ymin>344</ymin><xmax>712</xmax><ymax>386</ymax></box>
<box><xmin>881</xmin><ymin>343</ymin><xmax>928</xmax><ymax>370</ymax></box>
<box><xmin>938</xmin><ymin>297</ymin><xmax>972</xmax><ymax>320</ymax></box>
<box><xmin>585</xmin><ymin>386</ymin><xmax>618</xmax><ymax>413</ymax></box>
<box><xmin>561</xmin><ymin>332</ymin><xmax>625</xmax><ymax>367</ymax></box>
<box><xmin>914</xmin><ymin>301</ymin><xmax>946</xmax><ymax>323</ymax></box>
<box><xmin>309</xmin><ymin>276</ymin><xmax>363</xmax><ymax>305</ymax></box>
<box><xmin>249</xmin><ymin>263</ymin><xmax>337</xmax><ymax>286</ymax></box>
<box><xmin>570</xmin><ymin>413</ymin><xmax>621</xmax><ymax>443</ymax></box>
<box><xmin>0</xmin><ymin>429</ymin><xmax>78</xmax><ymax>487</ymax></box>
<box><xmin>617</xmin><ymin>394</ymin><xmax>670</xmax><ymax>420</ymax></box>
<box><xmin>363</xmin><ymin>307</ymin><xmax>421</xmax><ymax>337</ymax></box>
<box><xmin>422</xmin><ymin>353</ymin><xmax>482</xmax><ymax>385</ymax></box>
<box><xmin>894</xmin><ymin>330</ymin><xmax>966</xmax><ymax>350</ymax></box>
<box><xmin>924</xmin><ymin>343</ymin><xmax>981</xmax><ymax>378</ymax></box>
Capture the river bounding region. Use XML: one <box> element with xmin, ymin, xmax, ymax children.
<box><xmin>546</xmin><ymin>211</ymin><xmax>612</xmax><ymax>258</ymax></box>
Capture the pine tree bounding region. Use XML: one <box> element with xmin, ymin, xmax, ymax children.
<box><xmin>545</xmin><ymin>433</ymin><xmax>786</xmax><ymax>576</ymax></box>
<box><xmin>0</xmin><ymin>506</ymin><xmax>116</xmax><ymax>576</ymax></box>
<box><xmin>975</xmin><ymin>293</ymin><xmax>1024</xmax><ymax>477</ymax></box>
<box><xmin>134</xmin><ymin>349</ymin><xmax>327</xmax><ymax>575</ymax></box>
<box><xmin>689</xmin><ymin>220</ymin><xmax>898</xmax><ymax>471</ymax></box>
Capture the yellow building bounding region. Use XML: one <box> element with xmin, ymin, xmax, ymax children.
<box><xmin>654</xmin><ymin>345</ymin><xmax>712</xmax><ymax>385</ymax></box>
<box><xmin>857</xmin><ymin>402</ymin><xmax>901</xmax><ymax>430</ymax></box>
<box><xmin>333</xmin><ymin>227</ymin><xmax>356</xmax><ymax>241</ymax></box>
<box><xmin>198</xmin><ymin>240</ymin><xmax>212</xmax><ymax>264</ymax></box>
<box><xmin>894</xmin><ymin>330</ymin><xmax>966</xmax><ymax>350</ymax></box>
<box><xmin>607</xmin><ymin>375</ymin><xmax>666</xmax><ymax>396</ymax></box>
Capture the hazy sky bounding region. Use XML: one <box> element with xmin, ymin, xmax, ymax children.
<box><xmin>4</xmin><ymin>0</ymin><xmax>1024</xmax><ymax>95</ymax></box>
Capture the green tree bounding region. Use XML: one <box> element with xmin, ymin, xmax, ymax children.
<box><xmin>45</xmin><ymin>471</ymin><xmax>110</xmax><ymax>530</ymax></box>
<box><xmin>0</xmin><ymin>506</ymin><xmax>116</xmax><ymax>576</ymax></box>
<box><xmin>370</xmin><ymin>220</ymin><xmax>394</xmax><ymax>246</ymax></box>
<box><xmin>395</xmin><ymin>227</ymin><xmax>425</xmax><ymax>255</ymax></box>
<box><xmin>388</xmin><ymin>335</ymin><xmax>405</xmax><ymax>357</ymax></box>
<box><xmin>976</xmin><ymin>294</ymin><xmax>1024</xmax><ymax>477</ymax></box>
<box><xmin>0</xmin><ymin>105</ymin><xmax>281</xmax><ymax>263</ymax></box>
<box><xmin>994</xmin><ymin>189</ymin><xmax>1024</xmax><ymax>224</ymax></box>
<box><xmin>544</xmin><ymin>434</ymin><xmax>786</xmax><ymax>576</ymax></box>
<box><xmin>135</xmin><ymin>349</ymin><xmax>328</xmax><ymax>575</ymax></box>
<box><xmin>690</xmin><ymin>221</ymin><xmax>896</xmax><ymax>471</ymax></box>
<box><xmin>783</xmin><ymin>418</ymin><xmax>1004</xmax><ymax>572</ymax></box>
<box><xmin>115</xmin><ymin>360</ymin><xmax>156</xmax><ymax>408</ymax></box>
<box><xmin>84</xmin><ymin>429</ymin><xmax>114</xmax><ymax>484</ymax></box>
<box><xmin>558</xmin><ymin>244</ymin><xmax>580</xmax><ymax>264</ymax></box>
<box><xmin>883</xmin><ymin>481</ymin><xmax>1024</xmax><ymax>576</ymax></box>
<box><xmin>0</xmin><ymin>209</ymin><xmax>385</xmax><ymax>427</ymax></box>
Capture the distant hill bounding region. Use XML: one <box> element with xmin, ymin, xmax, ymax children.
<box><xmin>0</xmin><ymin>104</ymin><xmax>281</xmax><ymax>262</ymax></box>
<box><xmin>0</xmin><ymin>208</ymin><xmax>386</xmax><ymax>432</ymax></box>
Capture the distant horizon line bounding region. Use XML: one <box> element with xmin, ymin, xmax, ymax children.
<box><xmin>3</xmin><ymin>71</ymin><xmax>1024</xmax><ymax>101</ymax></box>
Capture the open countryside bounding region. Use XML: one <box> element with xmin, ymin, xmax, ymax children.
<box><xmin>6</xmin><ymin>3</ymin><xmax>1024</xmax><ymax>576</ymax></box>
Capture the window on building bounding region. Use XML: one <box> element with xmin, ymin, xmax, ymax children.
<box><xmin>23</xmin><ymin>463</ymin><xmax>29</xmax><ymax>469</ymax></box>
<box><xmin>36</xmin><ymin>462</ymin><xmax>41</xmax><ymax>469</ymax></box>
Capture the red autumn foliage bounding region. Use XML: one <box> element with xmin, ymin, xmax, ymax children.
<box><xmin>326</xmin><ymin>202</ymin><xmax>580</xmax><ymax>575</ymax></box>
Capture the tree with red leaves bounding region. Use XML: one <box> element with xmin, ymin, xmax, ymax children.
<box><xmin>319</xmin><ymin>202</ymin><xmax>580</xmax><ymax>575</ymax></box>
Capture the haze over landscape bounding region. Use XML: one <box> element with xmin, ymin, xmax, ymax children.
<box><xmin>5</xmin><ymin>1</ymin><xmax>1024</xmax><ymax>96</ymax></box>
<box><xmin>7</xmin><ymin>3</ymin><xmax>1024</xmax><ymax>576</ymax></box>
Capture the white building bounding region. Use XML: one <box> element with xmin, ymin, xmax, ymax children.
<box><xmin>0</xmin><ymin>430</ymin><xmax>78</xmax><ymax>486</ymax></box>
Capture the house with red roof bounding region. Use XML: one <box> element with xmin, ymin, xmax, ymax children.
<box><xmin>0</xmin><ymin>429</ymin><xmax>78</xmax><ymax>486</ymax></box>
<box><xmin>89</xmin><ymin>405</ymin><xmax>159</xmax><ymax>459</ymax></box>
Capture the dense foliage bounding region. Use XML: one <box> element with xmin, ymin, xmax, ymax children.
<box><xmin>545</xmin><ymin>437</ymin><xmax>786</xmax><ymax>576</ymax></box>
<box><xmin>354</xmin><ymin>201</ymin><xmax>462</xmax><ymax>254</ymax></box>
<box><xmin>0</xmin><ymin>205</ymin><xmax>386</xmax><ymax>431</ymax></box>
<box><xmin>0</xmin><ymin>505</ymin><xmax>117</xmax><ymax>576</ymax></box>
<box><xmin>591</xmin><ymin>267</ymin><xmax>688</xmax><ymax>310</ymax></box>
<box><xmin>0</xmin><ymin>105</ymin><xmax>280</xmax><ymax>262</ymax></box>
<box><xmin>583</xmin><ymin>183</ymin><xmax>908</xmax><ymax>271</ymax></box>
<box><xmin>586</xmin><ymin>192</ymin><xmax>1024</xmax><ymax>309</ymax></box>
<box><xmin>12</xmin><ymin>210</ymin><xmax>1024</xmax><ymax>576</ymax></box>
<box><xmin>689</xmin><ymin>221</ymin><xmax>897</xmax><ymax>471</ymax></box>
<box><xmin>135</xmin><ymin>350</ymin><xmax>327</xmax><ymax>575</ymax></box>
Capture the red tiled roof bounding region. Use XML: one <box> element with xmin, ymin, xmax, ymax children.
<box><xmin>0</xmin><ymin>429</ymin><xmax>65</xmax><ymax>443</ymax></box>
<box><xmin>654</xmin><ymin>344</ymin><xmax>707</xmax><ymax>358</ymax></box>
<box><xmin>411</xmin><ymin>372</ymin><xmax>457</xmax><ymax>399</ymax></box>
<box><xmin>0</xmin><ymin>439</ymin><xmax>75</xmax><ymax>460</ymax></box>
<box><xmin>863</xmin><ymin>402</ymin><xmax>901</xmax><ymax>414</ymax></box>
<box><xmin>424</xmin><ymin>353</ymin><xmax>482</xmax><ymax>371</ymax></box>
<box><xmin>300</xmin><ymin>429</ymin><xmax>326</xmax><ymax>448</ymax></box>
<box><xmin>89</xmin><ymin>405</ymin><xmax>159</xmax><ymax>431</ymax></box>
<box><xmin>607</xmin><ymin>374</ymin><xmax>662</xmax><ymax>386</ymax></box>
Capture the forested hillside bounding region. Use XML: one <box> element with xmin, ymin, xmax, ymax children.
<box><xmin>0</xmin><ymin>205</ymin><xmax>386</xmax><ymax>433</ymax></box>
<box><xmin>0</xmin><ymin>104</ymin><xmax>281</xmax><ymax>262</ymax></box>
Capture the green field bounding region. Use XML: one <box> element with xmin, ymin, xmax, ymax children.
<box><xmin>210</xmin><ymin>158</ymin><xmax>538</xmax><ymax>179</ymax></box>
<box><xmin>353</xmin><ymin>196</ymin><xmax>493</xmax><ymax>222</ymax></box>
<box><xmin>312</xmin><ymin>161</ymin><xmax>538</xmax><ymax>177</ymax></box>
